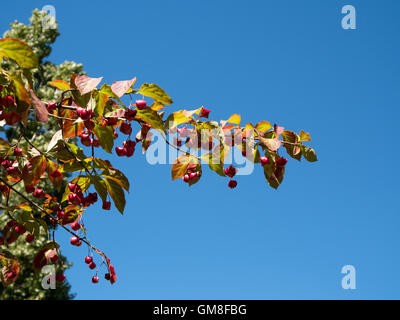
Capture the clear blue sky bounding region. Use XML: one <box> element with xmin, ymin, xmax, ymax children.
<box><xmin>1</xmin><ymin>0</ymin><xmax>400</xmax><ymax>299</ymax></box>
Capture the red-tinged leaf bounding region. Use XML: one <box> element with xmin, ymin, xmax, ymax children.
<box><xmin>22</xmin><ymin>155</ymin><xmax>47</xmax><ymax>186</ymax></box>
<box><xmin>259</xmin><ymin>137</ymin><xmax>281</xmax><ymax>152</ymax></box>
<box><xmin>48</xmin><ymin>80</ymin><xmax>70</xmax><ymax>91</ymax></box>
<box><xmin>28</xmin><ymin>88</ymin><xmax>48</xmax><ymax>122</ymax></box>
<box><xmin>111</xmin><ymin>77</ymin><xmax>136</xmax><ymax>98</ymax></box>
<box><xmin>274</xmin><ymin>124</ymin><xmax>284</xmax><ymax>136</ymax></box>
<box><xmin>60</xmin><ymin>108</ymin><xmax>85</xmax><ymax>139</ymax></box>
<box><xmin>33</xmin><ymin>242</ymin><xmax>59</xmax><ymax>273</ymax></box>
<box><xmin>0</xmin><ymin>250</ymin><xmax>20</xmax><ymax>287</ymax></box>
<box><xmin>75</xmin><ymin>75</ymin><xmax>103</xmax><ymax>95</ymax></box>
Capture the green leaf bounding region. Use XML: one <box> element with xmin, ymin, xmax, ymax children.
<box><xmin>93</xmin><ymin>125</ymin><xmax>114</xmax><ymax>153</ymax></box>
<box><xmin>301</xmin><ymin>145</ymin><xmax>317</xmax><ymax>162</ymax></box>
<box><xmin>0</xmin><ymin>38</ymin><xmax>38</xmax><ymax>69</ymax></box>
<box><xmin>165</xmin><ymin>110</ymin><xmax>191</xmax><ymax>129</ymax></box>
<box><xmin>281</xmin><ymin>130</ymin><xmax>301</xmax><ymax>161</ymax></box>
<box><xmin>201</xmin><ymin>152</ymin><xmax>226</xmax><ymax>177</ymax></box>
<box><xmin>104</xmin><ymin>178</ymin><xmax>126</xmax><ymax>214</ymax></box>
<box><xmin>90</xmin><ymin>175</ymin><xmax>108</xmax><ymax>203</ymax></box>
<box><xmin>255</xmin><ymin>121</ymin><xmax>272</xmax><ymax>133</ymax></box>
<box><xmin>135</xmin><ymin>108</ymin><xmax>166</xmax><ymax>133</ymax></box>
<box><xmin>94</xmin><ymin>90</ymin><xmax>109</xmax><ymax>117</ymax></box>
<box><xmin>103</xmin><ymin>168</ymin><xmax>130</xmax><ymax>192</ymax></box>
<box><xmin>138</xmin><ymin>83</ymin><xmax>173</xmax><ymax>105</ymax></box>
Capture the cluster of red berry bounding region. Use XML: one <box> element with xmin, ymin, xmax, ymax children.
<box><xmin>0</xmin><ymin>87</ymin><xmax>22</xmax><ymax>126</ymax></box>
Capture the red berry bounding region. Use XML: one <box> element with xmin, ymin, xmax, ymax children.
<box><xmin>80</xmin><ymin>135</ymin><xmax>92</xmax><ymax>147</ymax></box>
<box><xmin>76</xmin><ymin>107</ymin><xmax>92</xmax><ymax>121</ymax></box>
<box><xmin>68</xmin><ymin>193</ymin><xmax>81</xmax><ymax>205</ymax></box>
<box><xmin>104</xmin><ymin>273</ymin><xmax>111</xmax><ymax>280</ymax></box>
<box><xmin>7</xmin><ymin>271</ymin><xmax>16</xmax><ymax>279</ymax></box>
<box><xmin>228</xmin><ymin>180</ymin><xmax>238</xmax><ymax>189</ymax></box>
<box><xmin>115</xmin><ymin>147</ymin><xmax>126</xmax><ymax>157</ymax></box>
<box><xmin>71</xmin><ymin>221</ymin><xmax>80</xmax><ymax>231</ymax></box>
<box><xmin>125</xmin><ymin>109</ymin><xmax>137</xmax><ymax>121</ymax></box>
<box><xmin>200</xmin><ymin>108</ymin><xmax>210</xmax><ymax>118</ymax></box>
<box><xmin>50</xmin><ymin>255</ymin><xmax>59</xmax><ymax>263</ymax></box>
<box><xmin>25</xmin><ymin>234</ymin><xmax>34</xmax><ymax>243</ymax></box>
<box><xmin>13</xmin><ymin>148</ymin><xmax>22</xmax><ymax>157</ymax></box>
<box><xmin>1</xmin><ymin>160</ymin><xmax>11</xmax><ymax>168</ymax></box>
<box><xmin>125</xmin><ymin>147</ymin><xmax>135</xmax><ymax>158</ymax></box>
<box><xmin>0</xmin><ymin>95</ymin><xmax>15</xmax><ymax>108</ymax></box>
<box><xmin>6</xmin><ymin>236</ymin><xmax>15</xmax><ymax>244</ymax></box>
<box><xmin>119</xmin><ymin>122</ymin><xmax>132</xmax><ymax>135</ymax></box>
<box><xmin>182</xmin><ymin>174</ymin><xmax>190</xmax><ymax>183</ymax></box>
<box><xmin>276</xmin><ymin>157</ymin><xmax>288</xmax><ymax>167</ymax></box>
<box><xmin>56</xmin><ymin>273</ymin><xmax>65</xmax><ymax>283</ymax></box>
<box><xmin>91</xmin><ymin>276</ymin><xmax>99</xmax><ymax>283</ymax></box>
<box><xmin>84</xmin><ymin>119</ymin><xmax>95</xmax><ymax>131</ymax></box>
<box><xmin>89</xmin><ymin>261</ymin><xmax>96</xmax><ymax>269</ymax></box>
<box><xmin>92</xmin><ymin>138</ymin><xmax>99</xmax><ymax>147</ymax></box>
<box><xmin>47</xmin><ymin>102</ymin><xmax>57</xmax><ymax>113</ymax></box>
<box><xmin>50</xmin><ymin>169</ymin><xmax>62</xmax><ymax>178</ymax></box>
<box><xmin>102</xmin><ymin>201</ymin><xmax>111</xmax><ymax>210</ymax></box>
<box><xmin>70</xmin><ymin>236</ymin><xmax>79</xmax><ymax>245</ymax></box>
<box><xmin>85</xmin><ymin>256</ymin><xmax>93</xmax><ymax>264</ymax></box>
<box><xmin>7</xmin><ymin>220</ymin><xmax>17</xmax><ymax>228</ymax></box>
<box><xmin>14</xmin><ymin>225</ymin><xmax>26</xmax><ymax>235</ymax></box>
<box><xmin>135</xmin><ymin>100</ymin><xmax>147</xmax><ymax>110</ymax></box>
<box><xmin>25</xmin><ymin>185</ymin><xmax>35</xmax><ymax>193</ymax></box>
<box><xmin>33</xmin><ymin>188</ymin><xmax>45</xmax><ymax>198</ymax></box>
<box><xmin>260</xmin><ymin>156</ymin><xmax>269</xmax><ymax>166</ymax></box>
<box><xmin>68</xmin><ymin>183</ymin><xmax>78</xmax><ymax>192</ymax></box>
<box><xmin>113</xmin><ymin>131</ymin><xmax>119</xmax><ymax>139</ymax></box>
<box><xmin>224</xmin><ymin>165</ymin><xmax>237</xmax><ymax>178</ymax></box>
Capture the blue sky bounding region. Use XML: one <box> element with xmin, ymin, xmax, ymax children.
<box><xmin>1</xmin><ymin>0</ymin><xmax>400</xmax><ymax>299</ymax></box>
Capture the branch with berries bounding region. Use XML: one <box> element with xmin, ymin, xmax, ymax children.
<box><xmin>0</xmin><ymin>38</ymin><xmax>317</xmax><ymax>288</ymax></box>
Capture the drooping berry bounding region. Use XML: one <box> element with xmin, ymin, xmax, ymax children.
<box><xmin>68</xmin><ymin>183</ymin><xmax>78</xmax><ymax>192</ymax></box>
<box><xmin>119</xmin><ymin>122</ymin><xmax>132</xmax><ymax>135</ymax></box>
<box><xmin>89</xmin><ymin>261</ymin><xmax>96</xmax><ymax>270</ymax></box>
<box><xmin>125</xmin><ymin>109</ymin><xmax>137</xmax><ymax>121</ymax></box>
<box><xmin>50</xmin><ymin>169</ymin><xmax>62</xmax><ymax>178</ymax></box>
<box><xmin>76</xmin><ymin>107</ymin><xmax>92</xmax><ymax>121</ymax></box>
<box><xmin>68</xmin><ymin>193</ymin><xmax>81</xmax><ymax>205</ymax></box>
<box><xmin>50</xmin><ymin>255</ymin><xmax>59</xmax><ymax>263</ymax></box>
<box><xmin>228</xmin><ymin>180</ymin><xmax>238</xmax><ymax>189</ymax></box>
<box><xmin>70</xmin><ymin>236</ymin><xmax>79</xmax><ymax>246</ymax></box>
<box><xmin>71</xmin><ymin>221</ymin><xmax>80</xmax><ymax>231</ymax></box>
<box><xmin>7</xmin><ymin>271</ymin><xmax>16</xmax><ymax>279</ymax></box>
<box><xmin>33</xmin><ymin>188</ymin><xmax>45</xmax><ymax>198</ymax></box>
<box><xmin>276</xmin><ymin>157</ymin><xmax>288</xmax><ymax>167</ymax></box>
<box><xmin>56</xmin><ymin>273</ymin><xmax>65</xmax><ymax>283</ymax></box>
<box><xmin>104</xmin><ymin>273</ymin><xmax>111</xmax><ymax>281</ymax></box>
<box><xmin>47</xmin><ymin>102</ymin><xmax>57</xmax><ymax>113</ymax></box>
<box><xmin>224</xmin><ymin>165</ymin><xmax>237</xmax><ymax>178</ymax></box>
<box><xmin>135</xmin><ymin>100</ymin><xmax>147</xmax><ymax>110</ymax></box>
<box><xmin>25</xmin><ymin>234</ymin><xmax>34</xmax><ymax>243</ymax></box>
<box><xmin>91</xmin><ymin>276</ymin><xmax>99</xmax><ymax>283</ymax></box>
<box><xmin>0</xmin><ymin>95</ymin><xmax>15</xmax><ymax>108</ymax></box>
<box><xmin>25</xmin><ymin>185</ymin><xmax>35</xmax><ymax>193</ymax></box>
<box><xmin>14</xmin><ymin>225</ymin><xmax>26</xmax><ymax>235</ymax></box>
<box><xmin>84</xmin><ymin>119</ymin><xmax>95</xmax><ymax>131</ymax></box>
<box><xmin>102</xmin><ymin>201</ymin><xmax>111</xmax><ymax>210</ymax></box>
<box><xmin>260</xmin><ymin>156</ymin><xmax>269</xmax><ymax>166</ymax></box>
<box><xmin>115</xmin><ymin>147</ymin><xmax>127</xmax><ymax>157</ymax></box>
<box><xmin>85</xmin><ymin>256</ymin><xmax>93</xmax><ymax>264</ymax></box>
<box><xmin>13</xmin><ymin>148</ymin><xmax>23</xmax><ymax>157</ymax></box>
